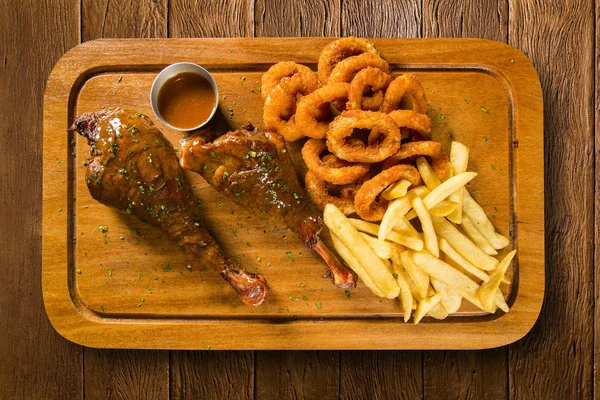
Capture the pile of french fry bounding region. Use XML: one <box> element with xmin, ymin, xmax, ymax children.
<box><xmin>324</xmin><ymin>142</ymin><xmax>515</xmax><ymax>324</ymax></box>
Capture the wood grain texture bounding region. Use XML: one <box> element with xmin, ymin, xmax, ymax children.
<box><xmin>168</xmin><ymin>0</ymin><xmax>254</xmax><ymax>38</ymax></box>
<box><xmin>508</xmin><ymin>0</ymin><xmax>595</xmax><ymax>398</ymax></box>
<box><xmin>254</xmin><ymin>0</ymin><xmax>340</xmax><ymax>37</ymax></box>
<box><xmin>170</xmin><ymin>351</ymin><xmax>254</xmax><ymax>399</ymax></box>
<box><xmin>340</xmin><ymin>351</ymin><xmax>422</xmax><ymax>400</ymax></box>
<box><xmin>341</xmin><ymin>0</ymin><xmax>421</xmax><ymax>38</ymax></box>
<box><xmin>84</xmin><ymin>350</ymin><xmax>169</xmax><ymax>400</ymax></box>
<box><xmin>253</xmin><ymin>4</ymin><xmax>340</xmax><ymax>399</ymax></box>
<box><xmin>166</xmin><ymin>5</ymin><xmax>252</xmax><ymax>399</ymax></box>
<box><xmin>255</xmin><ymin>351</ymin><xmax>339</xmax><ymax>399</ymax></box>
<box><xmin>339</xmin><ymin>5</ymin><xmax>422</xmax><ymax>398</ymax></box>
<box><xmin>596</xmin><ymin>0</ymin><xmax>600</xmax><ymax>397</ymax></box>
<box><xmin>82</xmin><ymin>0</ymin><xmax>167</xmax><ymax>41</ymax></box>
<box><xmin>80</xmin><ymin>5</ymin><xmax>170</xmax><ymax>400</ymax></box>
<box><xmin>424</xmin><ymin>349</ymin><xmax>507</xmax><ymax>399</ymax></box>
<box><xmin>422</xmin><ymin>2</ymin><xmax>509</xmax><ymax>398</ymax></box>
<box><xmin>423</xmin><ymin>0</ymin><xmax>508</xmax><ymax>40</ymax></box>
<box><xmin>0</xmin><ymin>0</ymin><xmax>81</xmax><ymax>399</ymax></box>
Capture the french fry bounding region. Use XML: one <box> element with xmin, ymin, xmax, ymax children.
<box><xmin>391</xmin><ymin>260</ymin><xmax>413</xmax><ymax>322</ymax></box>
<box><xmin>324</xmin><ymin>204</ymin><xmax>400</xmax><ymax>299</ymax></box>
<box><xmin>431</xmin><ymin>216</ymin><xmax>499</xmax><ymax>271</ymax></box>
<box><xmin>378</xmin><ymin>196</ymin><xmax>412</xmax><ymax>241</ymax></box>
<box><xmin>478</xmin><ymin>250</ymin><xmax>516</xmax><ymax>311</ymax></box>
<box><xmin>407</xmin><ymin>185</ymin><xmax>431</xmax><ymax>199</ymax></box>
<box><xmin>393</xmin><ymin>216</ymin><xmax>422</xmax><ymax>239</ymax></box>
<box><xmin>416</xmin><ymin>156</ymin><xmax>441</xmax><ymax>189</ymax></box>
<box><xmin>447</xmin><ymin>142</ymin><xmax>470</xmax><ymax>223</ymax></box>
<box><xmin>423</xmin><ymin>172</ymin><xmax>476</xmax><ymax>210</ymax></box>
<box><xmin>350</xmin><ymin>218</ymin><xmax>424</xmax><ymax>251</ymax></box>
<box><xmin>359</xmin><ymin>232</ymin><xmax>393</xmax><ymax>260</ymax></box>
<box><xmin>461</xmin><ymin>215</ymin><xmax>498</xmax><ymax>256</ymax></box>
<box><xmin>330</xmin><ymin>233</ymin><xmax>385</xmax><ymax>298</ymax></box>
<box><xmin>429</xmin><ymin>201</ymin><xmax>459</xmax><ymax>218</ymax></box>
<box><xmin>431</xmin><ymin>278</ymin><xmax>462</xmax><ymax>314</ymax></box>
<box><xmin>381</xmin><ymin>179</ymin><xmax>412</xmax><ymax>200</ymax></box>
<box><xmin>405</xmin><ymin>272</ymin><xmax>423</xmax><ymax>302</ymax></box>
<box><xmin>412</xmin><ymin>196</ymin><xmax>439</xmax><ymax>257</ymax></box>
<box><xmin>414</xmin><ymin>293</ymin><xmax>442</xmax><ymax>324</ymax></box>
<box><xmin>449</xmin><ymin>141</ymin><xmax>470</xmax><ymax>173</ymax></box>
<box><xmin>406</xmin><ymin>200</ymin><xmax>458</xmax><ymax>220</ymax></box>
<box><xmin>438</xmin><ymin>238</ymin><xmax>490</xmax><ymax>282</ymax></box>
<box><xmin>463</xmin><ymin>189</ymin><xmax>510</xmax><ymax>249</ymax></box>
<box><xmin>411</xmin><ymin>251</ymin><xmax>483</xmax><ymax>307</ymax></box>
<box><xmin>399</xmin><ymin>250</ymin><xmax>429</xmax><ymax>299</ymax></box>
<box><xmin>426</xmin><ymin>285</ymin><xmax>450</xmax><ymax>320</ymax></box>
<box><xmin>494</xmin><ymin>289</ymin><xmax>510</xmax><ymax>313</ymax></box>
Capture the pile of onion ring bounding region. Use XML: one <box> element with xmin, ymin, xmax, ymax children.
<box><xmin>261</xmin><ymin>37</ymin><xmax>449</xmax><ymax>221</ymax></box>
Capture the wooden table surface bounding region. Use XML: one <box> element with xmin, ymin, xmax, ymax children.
<box><xmin>0</xmin><ymin>1</ymin><xmax>596</xmax><ymax>399</ymax></box>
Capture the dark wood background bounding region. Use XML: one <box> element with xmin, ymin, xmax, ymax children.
<box><xmin>0</xmin><ymin>0</ymin><xmax>596</xmax><ymax>398</ymax></box>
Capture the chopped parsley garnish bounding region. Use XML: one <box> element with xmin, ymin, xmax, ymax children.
<box><xmin>345</xmin><ymin>290</ymin><xmax>352</xmax><ymax>299</ymax></box>
<box><xmin>316</xmin><ymin>301</ymin><xmax>322</xmax><ymax>309</ymax></box>
<box><xmin>98</xmin><ymin>225</ymin><xmax>108</xmax><ymax>233</ymax></box>
<box><xmin>286</xmin><ymin>251</ymin><xmax>294</xmax><ymax>262</ymax></box>
<box><xmin>392</xmin><ymin>273</ymin><xmax>399</xmax><ymax>279</ymax></box>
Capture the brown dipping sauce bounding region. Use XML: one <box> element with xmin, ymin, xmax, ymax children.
<box><xmin>157</xmin><ymin>72</ymin><xmax>216</xmax><ymax>129</ymax></box>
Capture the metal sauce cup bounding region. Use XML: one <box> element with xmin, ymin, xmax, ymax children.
<box><xmin>150</xmin><ymin>62</ymin><xmax>219</xmax><ymax>131</ymax></box>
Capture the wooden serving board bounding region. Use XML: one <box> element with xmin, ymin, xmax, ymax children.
<box><xmin>43</xmin><ymin>38</ymin><xmax>543</xmax><ymax>350</ymax></box>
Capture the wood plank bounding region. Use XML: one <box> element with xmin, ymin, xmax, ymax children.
<box><xmin>0</xmin><ymin>0</ymin><xmax>81</xmax><ymax>399</ymax></box>
<box><xmin>340</xmin><ymin>0</ymin><xmax>421</xmax><ymax>38</ymax></box>
<box><xmin>424</xmin><ymin>350</ymin><xmax>507</xmax><ymax>399</ymax></box>
<box><xmin>423</xmin><ymin>0</ymin><xmax>508</xmax><ymax>40</ymax></box>
<box><xmin>340</xmin><ymin>351</ymin><xmax>422</xmax><ymax>400</ymax></box>
<box><xmin>421</xmin><ymin>2</ymin><xmax>509</xmax><ymax>399</ymax></box>
<box><xmin>253</xmin><ymin>4</ymin><xmax>341</xmax><ymax>399</ymax></box>
<box><xmin>596</xmin><ymin>0</ymin><xmax>600</xmax><ymax>397</ymax></box>
<box><xmin>80</xmin><ymin>4</ymin><xmax>170</xmax><ymax>400</ymax></box>
<box><xmin>508</xmin><ymin>0</ymin><xmax>595</xmax><ymax>398</ymax></box>
<box><xmin>84</xmin><ymin>350</ymin><xmax>169</xmax><ymax>399</ymax></box>
<box><xmin>255</xmin><ymin>351</ymin><xmax>339</xmax><ymax>399</ymax></box>
<box><xmin>170</xmin><ymin>351</ymin><xmax>254</xmax><ymax>399</ymax></box>
<box><xmin>338</xmin><ymin>4</ymin><xmax>423</xmax><ymax>398</ymax></box>
<box><xmin>254</xmin><ymin>0</ymin><xmax>340</xmax><ymax>37</ymax></box>
<box><xmin>82</xmin><ymin>0</ymin><xmax>167</xmax><ymax>41</ymax></box>
<box><xmin>168</xmin><ymin>0</ymin><xmax>254</xmax><ymax>38</ymax></box>
<box><xmin>166</xmin><ymin>5</ymin><xmax>255</xmax><ymax>399</ymax></box>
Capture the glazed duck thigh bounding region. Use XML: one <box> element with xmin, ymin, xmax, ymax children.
<box><xmin>180</xmin><ymin>127</ymin><xmax>356</xmax><ymax>289</ymax></box>
<box><xmin>70</xmin><ymin>109</ymin><xmax>268</xmax><ymax>306</ymax></box>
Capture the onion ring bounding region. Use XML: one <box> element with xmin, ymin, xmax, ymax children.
<box><xmin>327</xmin><ymin>53</ymin><xmax>390</xmax><ymax>85</ymax></box>
<box><xmin>263</xmin><ymin>73</ymin><xmax>321</xmax><ymax>141</ymax></box>
<box><xmin>381</xmin><ymin>141</ymin><xmax>450</xmax><ymax>179</ymax></box>
<box><xmin>302</xmin><ymin>139</ymin><xmax>370</xmax><ymax>185</ymax></box>
<box><xmin>261</xmin><ymin>61</ymin><xmax>314</xmax><ymax>100</ymax></box>
<box><xmin>305</xmin><ymin>170</ymin><xmax>358</xmax><ymax>216</ymax></box>
<box><xmin>326</xmin><ymin>110</ymin><xmax>401</xmax><ymax>163</ymax></box>
<box><xmin>380</xmin><ymin>74</ymin><xmax>428</xmax><ymax>114</ymax></box>
<box><xmin>388</xmin><ymin>110</ymin><xmax>432</xmax><ymax>139</ymax></box>
<box><xmin>295</xmin><ymin>82</ymin><xmax>351</xmax><ymax>139</ymax></box>
<box><xmin>347</xmin><ymin>67</ymin><xmax>391</xmax><ymax>111</ymax></box>
<box><xmin>354</xmin><ymin>164</ymin><xmax>422</xmax><ymax>221</ymax></box>
<box><xmin>317</xmin><ymin>37</ymin><xmax>378</xmax><ymax>84</ymax></box>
